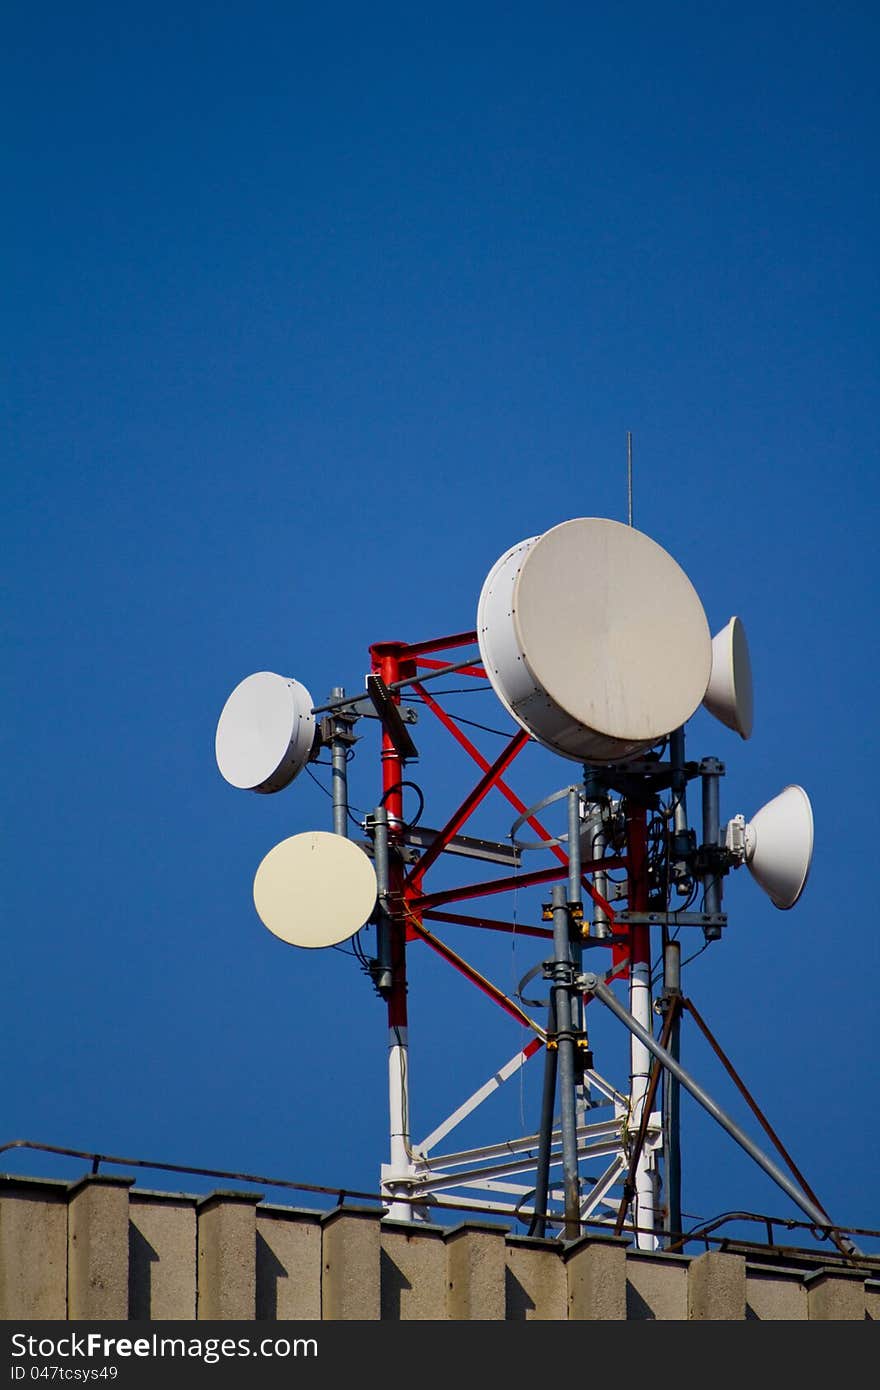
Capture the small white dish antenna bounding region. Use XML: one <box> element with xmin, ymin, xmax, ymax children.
<box><xmin>477</xmin><ymin>518</ymin><xmax>712</xmax><ymax>763</ymax></box>
<box><xmin>703</xmin><ymin>616</ymin><xmax>754</xmax><ymax>739</ymax></box>
<box><xmin>215</xmin><ymin>672</ymin><xmax>315</xmax><ymax>793</ymax></box>
<box><xmin>725</xmin><ymin>785</ymin><xmax>814</xmax><ymax>910</ymax></box>
<box><xmin>253</xmin><ymin>831</ymin><xmax>378</xmax><ymax>948</ymax></box>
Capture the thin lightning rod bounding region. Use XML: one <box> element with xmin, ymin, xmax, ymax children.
<box><xmin>626</xmin><ymin>431</ymin><xmax>634</xmax><ymax>527</ymax></box>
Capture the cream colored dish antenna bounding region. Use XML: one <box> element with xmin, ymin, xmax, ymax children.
<box><xmin>253</xmin><ymin>831</ymin><xmax>378</xmax><ymax>947</ymax></box>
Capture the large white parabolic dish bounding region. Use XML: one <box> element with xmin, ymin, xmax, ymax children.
<box><xmin>253</xmin><ymin>831</ymin><xmax>378</xmax><ymax>948</ymax></box>
<box><xmin>477</xmin><ymin>518</ymin><xmax>712</xmax><ymax>763</ymax></box>
<box><xmin>215</xmin><ymin>671</ymin><xmax>315</xmax><ymax>794</ymax></box>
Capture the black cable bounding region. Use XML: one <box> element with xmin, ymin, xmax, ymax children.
<box><xmin>409</xmin><ymin>685</ymin><xmax>492</xmax><ymax>696</ymax></box>
<box><xmin>304</xmin><ymin>765</ymin><xmax>368</xmax><ymax>829</ymax></box>
<box><xmin>445</xmin><ymin>713</ymin><xmax>515</xmax><ymax>737</ymax></box>
<box><xmin>379</xmin><ymin>780</ymin><xmax>425</xmax><ymax>828</ymax></box>
<box><xmin>305</xmin><ymin>765</ymin><xmax>332</xmax><ymax>798</ymax></box>
<box><xmin>680</xmin><ymin>940</ymin><xmax>710</xmax><ymax>970</ymax></box>
<box><xmin>355</xmin><ymin>934</ymin><xmax>374</xmax><ymax>972</ymax></box>
<box><xmin>408</xmin><ymin>697</ymin><xmax>512</xmax><ymax>738</ymax></box>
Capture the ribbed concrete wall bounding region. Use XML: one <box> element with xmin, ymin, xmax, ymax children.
<box><xmin>0</xmin><ymin>1174</ymin><xmax>876</xmax><ymax>1320</ymax></box>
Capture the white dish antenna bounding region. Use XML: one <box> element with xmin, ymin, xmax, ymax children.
<box><xmin>477</xmin><ymin>517</ymin><xmax>712</xmax><ymax>763</ymax></box>
<box><xmin>215</xmin><ymin>671</ymin><xmax>316</xmax><ymax>793</ymax></box>
<box><xmin>725</xmin><ymin>785</ymin><xmax>814</xmax><ymax>910</ymax></box>
<box><xmin>253</xmin><ymin>830</ymin><xmax>378</xmax><ymax>948</ymax></box>
<box><xmin>703</xmin><ymin>616</ymin><xmax>754</xmax><ymax>739</ymax></box>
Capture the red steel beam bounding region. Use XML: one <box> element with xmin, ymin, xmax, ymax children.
<box><xmin>412</xmin><ymin>681</ymin><xmax>619</xmax><ymax>924</ymax></box>
<box><xmin>405</xmin><ymin>730</ymin><xmax>529</xmax><ymax>889</ymax></box>
<box><xmin>422</xmin><ymin>910</ymin><xmax>554</xmax><ymax>941</ymax></box>
<box><xmin>416</xmin><ymin>656</ymin><xmax>487</xmax><ymax>678</ymax></box>
<box><xmin>400</xmin><ymin>631</ymin><xmax>479</xmax><ymax>657</ymax></box>
<box><xmin>412</xmin><ymin>857</ymin><xmax>626</xmax><ymax>912</ymax></box>
<box><xmin>405</xmin><ymin>917</ymin><xmax>542</xmax><ymax>1032</ymax></box>
<box><xmin>369</xmin><ymin>642</ymin><xmax>410</xmax><ymax>1030</ymax></box>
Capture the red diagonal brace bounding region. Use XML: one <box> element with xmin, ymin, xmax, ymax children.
<box><xmin>416</xmin><ymin>656</ymin><xmax>487</xmax><ymax>678</ymax></box>
<box><xmin>401</xmin><ymin>631</ymin><xmax>479</xmax><ymax>657</ymax></box>
<box><xmin>405</xmin><ymin>730</ymin><xmax>529</xmax><ymax>889</ymax></box>
<box><xmin>413</xmin><ymin>681</ymin><xmax>618</xmax><ymax>924</ymax></box>
<box><xmin>405</xmin><ymin>916</ymin><xmax>542</xmax><ymax>1032</ymax></box>
<box><xmin>422</xmin><ymin>910</ymin><xmax>554</xmax><ymax>941</ymax></box>
<box><xmin>411</xmin><ymin>857</ymin><xmax>626</xmax><ymax>912</ymax></box>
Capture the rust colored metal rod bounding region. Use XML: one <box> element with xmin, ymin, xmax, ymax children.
<box><xmin>681</xmin><ymin>995</ymin><xmax>833</xmax><ymax>1230</ymax></box>
<box><xmin>582</xmin><ymin>974</ymin><xmax>845</xmax><ymax>1245</ymax></box>
<box><xmin>1</xmin><ymin>1140</ymin><xmax>877</xmax><ymax>1257</ymax></box>
<box><xmin>613</xmin><ymin>997</ymin><xmax>680</xmax><ymax>1237</ymax></box>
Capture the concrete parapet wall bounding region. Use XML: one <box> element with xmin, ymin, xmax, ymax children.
<box><xmin>626</xmin><ymin>1250</ymin><xmax>689</xmax><ymax>1320</ymax></box>
<box><xmin>0</xmin><ymin>1177</ymin><xmax>68</xmax><ymax>1320</ymax></box>
<box><xmin>256</xmin><ymin>1205</ymin><xmax>323</xmax><ymax>1320</ymax></box>
<box><xmin>197</xmin><ymin>1190</ymin><xmax>261</xmax><ymax>1320</ymax></box>
<box><xmin>321</xmin><ymin>1207</ymin><xmax>380</xmax><ymax>1320</ymax></box>
<box><xmin>380</xmin><ymin>1220</ymin><xmax>447</xmax><ymax>1320</ymax></box>
<box><xmin>67</xmin><ymin>1177</ymin><xmax>133</xmax><ymax>1321</ymax></box>
<box><xmin>505</xmin><ymin>1235</ymin><xmax>567</xmax><ymax>1320</ymax></box>
<box><xmin>687</xmin><ymin>1250</ymin><xmax>747</xmax><ymax>1320</ymax></box>
<box><xmin>565</xmin><ymin>1234</ymin><xmax>628</xmax><ymax>1320</ymax></box>
<box><xmin>0</xmin><ymin>1175</ymin><xmax>875</xmax><ymax>1320</ymax></box>
<box><xmin>129</xmin><ymin>1191</ymin><xmax>197</xmax><ymax>1320</ymax></box>
<box><xmin>446</xmin><ymin>1222</ymin><xmax>506</xmax><ymax>1320</ymax></box>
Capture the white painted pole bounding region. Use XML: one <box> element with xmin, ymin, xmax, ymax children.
<box><xmin>630</xmin><ymin>958</ymin><xmax>658</xmax><ymax>1248</ymax></box>
<box><xmin>386</xmin><ymin>1026</ymin><xmax>413</xmax><ymax>1220</ymax></box>
<box><xmin>628</xmin><ymin>803</ymin><xmax>658</xmax><ymax>1250</ymax></box>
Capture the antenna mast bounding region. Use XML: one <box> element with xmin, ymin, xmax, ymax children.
<box><xmin>214</xmin><ymin>509</ymin><xmax>847</xmax><ymax>1255</ymax></box>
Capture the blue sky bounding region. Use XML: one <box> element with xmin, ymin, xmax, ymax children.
<box><xmin>4</xmin><ymin>3</ymin><xmax>878</xmax><ymax>1252</ymax></box>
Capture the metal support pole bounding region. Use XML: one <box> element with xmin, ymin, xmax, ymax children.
<box><xmin>329</xmin><ymin>686</ymin><xmax>350</xmax><ymax>838</ymax></box>
<box><xmin>567</xmin><ymin>785</ymin><xmax>583</xmax><ymax>1026</ymax></box>
<box><xmin>581</xmin><ymin>973</ymin><xmax>837</xmax><ymax>1233</ymax></box>
<box><xmin>626</xmin><ymin>802</ymin><xmax>658</xmax><ymax>1248</ymax></box>
<box><xmin>371</xmin><ymin>643</ymin><xmax>414</xmax><ymax>1221</ymax></box>
<box><xmin>701</xmin><ymin>758</ymin><xmax>723</xmax><ymax>940</ymax></box>
<box><xmin>372</xmin><ymin>806</ymin><xmax>393</xmax><ymax>996</ymax></box>
<box><xmin>567</xmin><ymin>784</ymin><xmax>588</xmax><ymax>1134</ymax></box>
<box><xmin>567</xmin><ymin>784</ymin><xmax>582</xmax><ymax>906</ymax></box>
<box><xmin>669</xmin><ymin>727</ymin><xmax>690</xmax><ymax>895</ymax></box>
<box><xmin>528</xmin><ymin>996</ymin><xmax>558</xmax><ymax>1239</ymax></box>
<box><xmin>662</xmin><ymin>938</ymin><xmax>682</xmax><ymax>1241</ymax></box>
<box><xmin>582</xmin><ymin>768</ymin><xmax>611</xmax><ymax>940</ymax></box>
<box><xmin>551</xmin><ymin>882</ymin><xmax>580</xmax><ymax>1237</ymax></box>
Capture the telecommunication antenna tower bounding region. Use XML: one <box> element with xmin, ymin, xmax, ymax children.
<box><xmin>214</xmin><ymin>515</ymin><xmax>850</xmax><ymax>1254</ymax></box>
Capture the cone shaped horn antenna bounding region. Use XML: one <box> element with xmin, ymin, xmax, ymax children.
<box><xmin>745</xmin><ymin>784</ymin><xmax>813</xmax><ymax>909</ymax></box>
<box><xmin>703</xmin><ymin>616</ymin><xmax>753</xmax><ymax>739</ymax></box>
